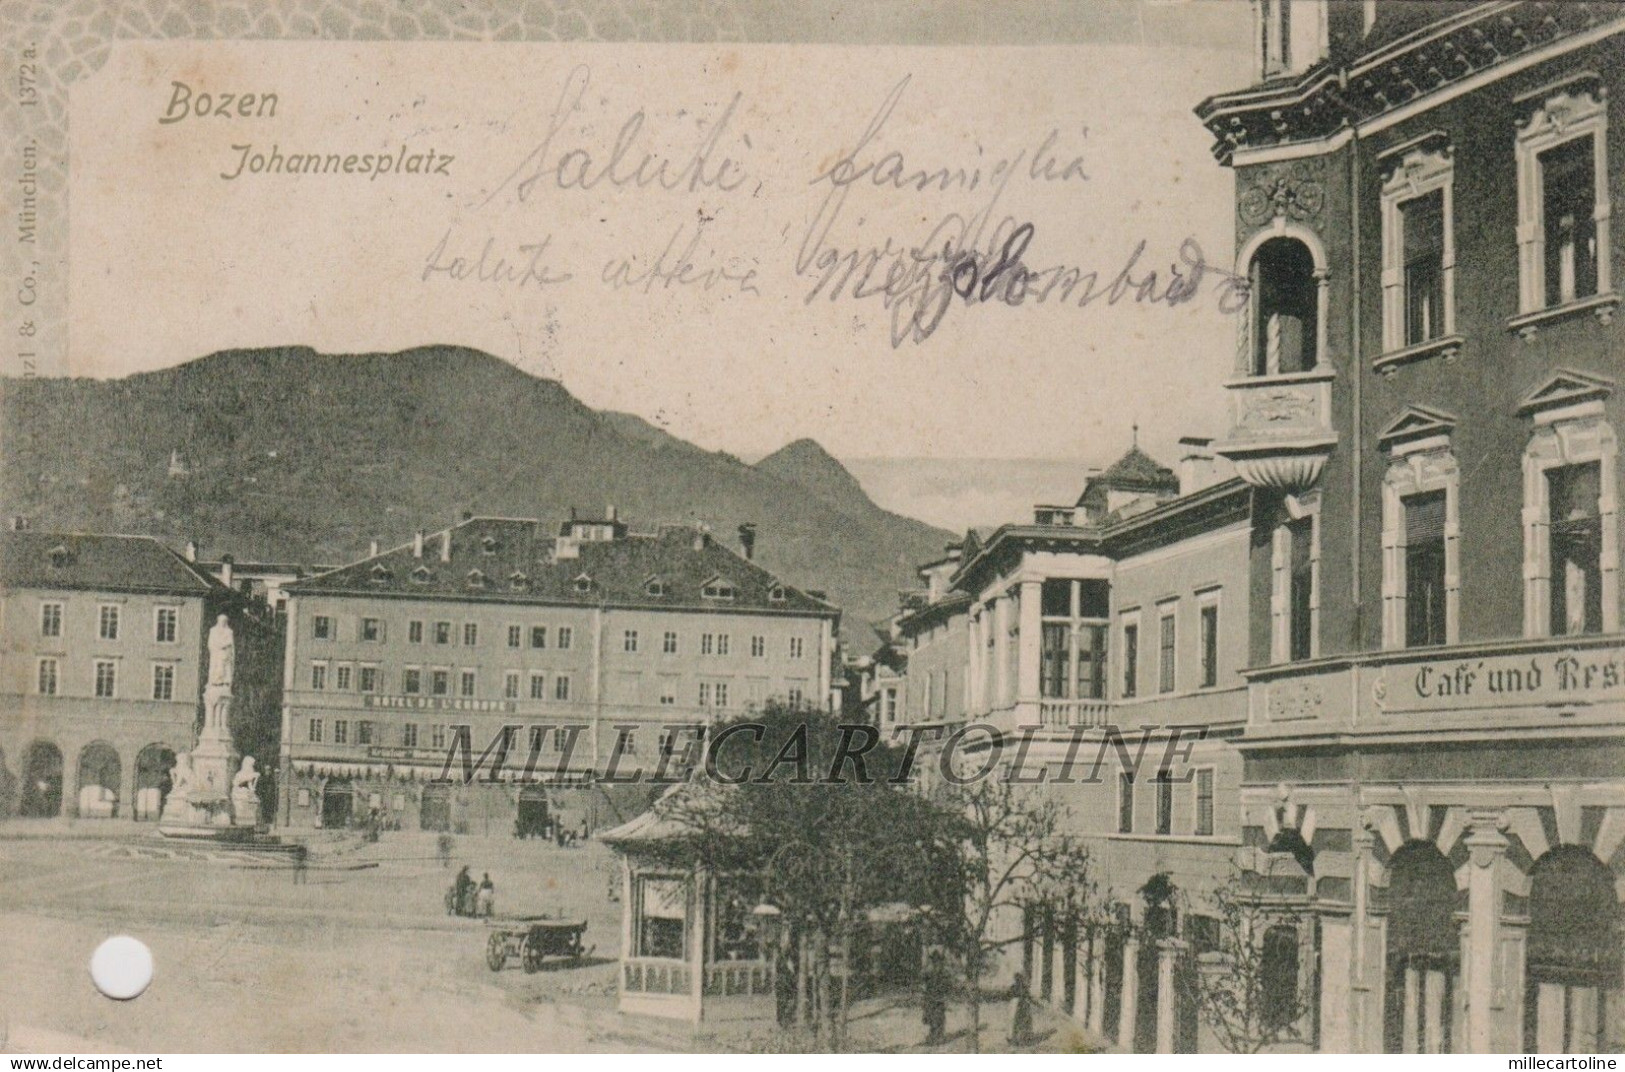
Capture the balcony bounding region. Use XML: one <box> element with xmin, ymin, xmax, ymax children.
<box><xmin>1037</xmin><ymin>699</ymin><xmax>1113</xmax><ymax>729</ymax></box>
<box><xmin>1242</xmin><ymin>632</ymin><xmax>1625</xmax><ymax>744</ymax></box>
<box><xmin>1214</xmin><ymin>370</ymin><xmax>1338</xmax><ymax>494</ymax></box>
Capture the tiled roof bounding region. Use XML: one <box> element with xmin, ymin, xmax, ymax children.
<box><xmin>1093</xmin><ymin>446</ymin><xmax>1179</xmax><ymax>491</ymax></box>
<box><xmin>286</xmin><ymin>517</ymin><xmax>838</xmax><ymax>617</ymax></box>
<box><xmin>0</xmin><ymin>532</ymin><xmax>221</xmax><ymax>595</ymax></box>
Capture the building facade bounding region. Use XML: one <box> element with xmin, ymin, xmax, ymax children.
<box><xmin>277</xmin><ymin>514</ymin><xmax>838</xmax><ymax>837</ymax></box>
<box><xmin>0</xmin><ymin>528</ymin><xmax>275</xmax><ymax>821</ymax></box>
<box><xmin>890</xmin><ymin>443</ymin><xmax>1255</xmax><ymax>1051</ymax></box>
<box><xmin>1195</xmin><ymin>0</ymin><xmax>1625</xmax><ymax>1053</ymax></box>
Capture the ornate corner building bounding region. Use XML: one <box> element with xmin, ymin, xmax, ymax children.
<box><xmin>1198</xmin><ymin>0</ymin><xmax>1625</xmax><ymax>1053</ymax></box>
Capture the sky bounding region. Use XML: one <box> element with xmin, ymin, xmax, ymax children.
<box><xmin>66</xmin><ymin>10</ymin><xmax>1255</xmax><ymax>470</ymax></box>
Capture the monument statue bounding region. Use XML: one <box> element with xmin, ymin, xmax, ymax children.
<box><xmin>207</xmin><ymin>614</ymin><xmax>235</xmax><ymax>689</ymax></box>
<box><xmin>170</xmin><ymin>752</ymin><xmax>194</xmax><ymax>797</ymax></box>
<box><xmin>233</xmin><ymin>756</ymin><xmax>259</xmax><ymax>796</ymax></box>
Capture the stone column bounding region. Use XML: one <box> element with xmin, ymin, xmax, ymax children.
<box><xmin>1493</xmin><ymin>919</ymin><xmax>1528</xmax><ymax>1053</ymax></box>
<box><xmin>993</xmin><ymin>595</ymin><xmax>1012</xmax><ymax>711</ymax></box>
<box><xmin>1018</xmin><ymin>580</ymin><xmax>1042</xmax><ymax>723</ymax></box>
<box><xmin>966</xmin><ymin>609</ymin><xmax>982</xmax><ymax>717</ymax></box>
<box><xmin>1317</xmin><ymin>911</ymin><xmax>1353</xmax><ymax>1052</ymax></box>
<box><xmin>1422</xmin><ymin>966</ymin><xmax>1446</xmax><ymax>1053</ymax></box>
<box><xmin>1088</xmin><ymin>932</ymin><xmax>1106</xmax><ymax>1037</ymax></box>
<box><xmin>1349</xmin><ymin>820</ymin><xmax>1379</xmax><ymax>1051</ymax></box>
<box><xmin>1155</xmin><ymin>939</ymin><xmax>1182</xmax><ymax>1053</ymax></box>
<box><xmin>1402</xmin><ymin>965</ymin><xmax>1420</xmax><ymax>1053</ymax></box>
<box><xmin>1117</xmin><ymin>934</ymin><xmax>1140</xmax><ymax>1050</ymax></box>
<box><xmin>1534</xmin><ymin>984</ymin><xmax>1565</xmax><ymax>1052</ymax></box>
<box><xmin>1463</xmin><ymin>812</ymin><xmax>1509</xmax><ymax>1054</ymax></box>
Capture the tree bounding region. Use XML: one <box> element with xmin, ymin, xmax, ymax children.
<box><xmin>1185</xmin><ymin>866</ymin><xmax>1319</xmax><ymax>1054</ymax></box>
<box><xmin>655</xmin><ymin>700</ymin><xmax>942</xmax><ymax>1047</ymax></box>
<box><xmin>920</xmin><ymin>778</ymin><xmax>1103</xmax><ymax>1053</ymax></box>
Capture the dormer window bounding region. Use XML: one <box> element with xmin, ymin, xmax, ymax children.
<box><xmin>645</xmin><ymin>576</ymin><xmax>667</xmax><ymax>598</ymax></box>
<box><xmin>466</xmin><ymin>569</ymin><xmax>486</xmax><ymax>589</ymax></box>
<box><xmin>702</xmin><ymin>578</ymin><xmax>736</xmax><ymax>602</ymax></box>
<box><xmin>509</xmin><ymin>571</ymin><xmax>529</xmax><ymax>591</ymax></box>
<box><xmin>481</xmin><ymin>536</ymin><xmax>498</xmax><ymax>556</ymax></box>
<box><xmin>573</xmin><ymin>573</ymin><xmax>593</xmax><ymax>594</ymax></box>
<box><xmin>412</xmin><ymin>566</ymin><xmax>432</xmax><ymax>584</ymax></box>
<box><xmin>370</xmin><ymin>564</ymin><xmax>393</xmax><ymax>583</ymax></box>
<box><xmin>768</xmin><ymin>584</ymin><xmax>787</xmax><ymax>604</ymax></box>
<box><xmin>47</xmin><ymin>545</ymin><xmax>70</xmax><ymax>569</ymax></box>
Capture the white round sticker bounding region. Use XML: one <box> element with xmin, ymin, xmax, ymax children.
<box><xmin>90</xmin><ymin>936</ymin><xmax>153</xmax><ymax>1000</ymax></box>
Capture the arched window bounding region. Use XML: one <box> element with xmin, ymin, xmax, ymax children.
<box><xmin>1250</xmin><ymin>238</ymin><xmax>1319</xmax><ymax>375</ymax></box>
<box><xmin>1383</xmin><ymin>842</ymin><xmax>1460</xmax><ymax>1053</ymax></box>
<box><xmin>1525</xmin><ymin>846</ymin><xmax>1623</xmax><ymax>1051</ymax></box>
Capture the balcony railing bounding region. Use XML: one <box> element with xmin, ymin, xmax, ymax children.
<box><xmin>1037</xmin><ymin>699</ymin><xmax>1113</xmax><ymax>729</ymax></box>
<box><xmin>623</xmin><ymin>958</ymin><xmax>691</xmax><ymax>995</ymax></box>
<box><xmin>703</xmin><ymin>961</ymin><xmax>772</xmax><ymax>997</ymax></box>
<box><xmin>1214</xmin><ymin>370</ymin><xmax>1338</xmax><ymax>493</ymax></box>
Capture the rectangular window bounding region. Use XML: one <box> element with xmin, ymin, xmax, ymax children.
<box><xmin>1122</xmin><ymin>621</ymin><xmax>1139</xmax><ymax>699</ymax></box>
<box><xmin>1040</xmin><ymin>623</ymin><xmax>1069</xmax><ymax>699</ymax></box>
<box><xmin>403</xmin><ymin>723</ymin><xmax>419</xmax><ymax>748</ymax></box>
<box><xmin>361</xmin><ymin>617</ymin><xmax>383</xmax><ymax>642</ymax></box>
<box><xmin>698</xmin><ymin>682</ymin><xmax>712</xmax><ymax>706</ymax></box>
<box><xmin>434</xmin><ymin>621</ymin><xmax>451</xmax><ymax>645</ymax></box>
<box><xmin>659</xmin><ymin>678</ymin><xmax>678</xmax><ymax>706</ymax></box>
<box><xmin>504</xmin><ymin>671</ymin><xmax>520</xmax><ymax>700</ymax></box>
<box><xmin>1288</xmin><ymin>518</ymin><xmax>1314</xmax><ymax>661</ymax></box>
<box><xmin>1401</xmin><ymin>190</ymin><xmax>1445</xmax><ymax>346</ymax></box>
<box><xmin>530</xmin><ymin>672</ymin><xmax>546</xmax><ymax>700</ymax></box>
<box><xmin>624</xmin><ymin>629</ymin><xmax>639</xmax><ymax>653</ymax></box>
<box><xmin>408</xmin><ymin>620</ymin><xmax>424</xmax><ymax>644</ymax></box>
<box><xmin>717</xmin><ymin>634</ymin><xmax>731</xmax><ymax>656</ymax></box>
<box><xmin>787</xmin><ymin>686</ymin><xmax>805</xmax><ymax>707</ymax></box>
<box><xmin>335</xmin><ymin>664</ymin><xmax>352</xmax><ymax>691</ymax></box>
<box><xmin>1118</xmin><ymin>771</ymin><xmax>1134</xmax><ymax>834</ymax></box>
<box><xmin>1075</xmin><ymin>624</ymin><xmax>1106</xmax><ymax>701</ymax></box>
<box><xmin>462</xmin><ymin>623</ymin><xmax>478</xmax><ymax>647</ymax></box>
<box><xmin>557</xmin><ymin>627</ymin><xmax>573</xmax><ymax>650</ymax></box>
<box><xmin>1158</xmin><ymin>611</ymin><xmax>1177</xmax><ymax>694</ymax></box>
<box><xmin>431</xmin><ymin>669</ymin><xmax>449</xmax><ymax>696</ymax></box>
<box><xmin>751</xmin><ymin>635</ymin><xmax>765</xmax><ymax>657</ymax></box>
<box><xmin>40</xmin><ymin>602</ymin><xmax>62</xmax><ymax>638</ymax></box>
<box><xmin>308</xmin><ymin>718</ymin><xmax>323</xmax><ymax>743</ymax></box>
<box><xmin>530</xmin><ymin>625</ymin><xmax>547</xmax><ymax>649</ymax></box>
<box><xmin>552</xmin><ymin>727</ymin><xmax>571</xmax><ymax>752</ymax></box>
<box><xmin>789</xmin><ymin>637</ymin><xmax>804</xmax><ymax>659</ymax></box>
<box><xmin>1541</xmin><ymin>136</ymin><xmax>1599</xmax><ymax>307</ymax></box>
<box><xmin>663</xmin><ymin>631</ymin><xmax>678</xmax><ymax>654</ymax></box>
<box><xmin>403</xmin><ymin>668</ymin><xmax>421</xmax><ymax>694</ymax></box>
<box><xmin>701</xmin><ymin>634</ymin><xmax>715</xmax><ymax>656</ymax></box>
<box><xmin>312</xmin><ymin>614</ymin><xmax>331</xmax><ymax>640</ymax></box>
<box><xmin>431</xmin><ymin>724</ymin><xmax>446</xmax><ymax>749</ymax></box>
<box><xmin>358</xmin><ymin>720</ymin><xmax>374</xmax><ymax>745</ymax></box>
<box><xmin>1156</xmin><ymin>772</ymin><xmax>1174</xmax><ymax>836</ymax></box>
<box><xmin>1404</xmin><ymin>491</ymin><xmax>1448</xmax><ymax>647</ymax></box>
<box><xmin>310</xmin><ymin>663</ymin><xmax>327</xmax><ymax>690</ymax></box>
<box><xmin>1195</xmin><ymin>768</ymin><xmax>1215</xmax><ymax>837</ymax></box>
<box><xmin>37</xmin><ymin>657</ymin><xmax>58</xmax><ymax>696</ymax></box>
<box><xmin>508</xmin><ymin>625</ymin><xmax>522</xmax><ymax>648</ymax></box>
<box><xmin>528</xmin><ymin>726</ymin><xmax>544</xmax><ymax>753</ymax></box>
<box><xmin>554</xmin><ymin>675</ymin><xmax>571</xmax><ymax>701</ymax></box>
<box><xmin>333</xmin><ymin>719</ymin><xmax>348</xmax><ymax>745</ymax></box>
<box><xmin>715</xmin><ymin>682</ymin><xmax>729</xmax><ymax>708</ymax></box>
<box><xmin>1550</xmin><ymin>462</ymin><xmax>1603</xmax><ymax>636</ymax></box>
<box><xmin>460</xmin><ymin>670</ymin><xmax>476</xmax><ymax>697</ymax></box>
<box><xmin>359</xmin><ymin>666</ymin><xmax>378</xmax><ymax>693</ymax></box>
<box><xmin>616</xmin><ymin>728</ymin><xmax>636</xmax><ymax>755</ymax></box>
<box><xmin>155</xmin><ymin>607</ymin><xmax>178</xmax><ymax>643</ymax></box>
<box><xmin>99</xmin><ymin>604</ymin><xmax>120</xmax><ymax>641</ymax></box>
<box><xmin>1199</xmin><ymin>602</ymin><xmax>1219</xmax><ymax>688</ymax></box>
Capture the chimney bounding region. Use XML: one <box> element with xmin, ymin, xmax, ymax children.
<box><xmin>413</xmin><ymin>530</ymin><xmax>425</xmax><ymax>558</ymax></box>
<box><xmin>692</xmin><ymin>526</ymin><xmax>709</xmax><ymax>553</ymax></box>
<box><xmin>439</xmin><ymin>530</ymin><xmax>453</xmax><ymax>563</ymax></box>
<box><xmin>369</xmin><ymin>539</ymin><xmax>380</xmax><ymax>558</ymax></box>
<box><xmin>184</xmin><ymin>539</ymin><xmax>198</xmax><ymax>562</ymax></box>
<box><xmin>219</xmin><ymin>553</ymin><xmax>234</xmax><ymax>590</ymax></box>
<box><xmin>606</xmin><ymin>504</ymin><xmax>617</xmax><ymax>522</ymax></box>
<box><xmin>738</xmin><ymin>523</ymin><xmax>757</xmax><ymax>560</ymax></box>
<box><xmin>1178</xmin><ymin>436</ymin><xmax>1216</xmax><ymax>495</ymax></box>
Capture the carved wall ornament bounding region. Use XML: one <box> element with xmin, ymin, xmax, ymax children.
<box><xmin>1238</xmin><ymin>161</ymin><xmax>1326</xmax><ymax>228</ymax></box>
<box><xmin>1267</xmin><ymin>678</ymin><xmax>1325</xmax><ymax>721</ymax></box>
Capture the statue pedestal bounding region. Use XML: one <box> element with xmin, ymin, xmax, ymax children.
<box><xmin>159</xmin><ymin>683</ymin><xmax>253</xmax><ymax>838</ymax></box>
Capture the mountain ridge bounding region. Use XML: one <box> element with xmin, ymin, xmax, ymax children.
<box><xmin>0</xmin><ymin>345</ymin><xmax>950</xmax><ymax>643</ymax></box>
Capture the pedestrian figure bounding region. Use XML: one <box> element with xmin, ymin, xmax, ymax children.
<box><xmin>476</xmin><ymin>872</ymin><xmax>495</xmax><ymax>917</ymax></box>
<box><xmin>921</xmin><ymin>951</ymin><xmax>949</xmax><ymax>1046</ymax></box>
<box><xmin>292</xmin><ymin>844</ymin><xmax>309</xmax><ymax>885</ymax></box>
<box><xmin>1008</xmin><ymin>970</ymin><xmax>1034</xmax><ymax>1047</ymax></box>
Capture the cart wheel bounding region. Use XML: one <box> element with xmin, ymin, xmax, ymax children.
<box><xmin>486</xmin><ymin>932</ymin><xmax>506</xmax><ymax>972</ymax></box>
<box><xmin>522</xmin><ymin>942</ymin><xmax>543</xmax><ymax>973</ymax></box>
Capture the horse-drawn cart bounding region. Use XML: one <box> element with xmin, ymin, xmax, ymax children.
<box><xmin>484</xmin><ymin>916</ymin><xmax>591</xmax><ymax>972</ymax></box>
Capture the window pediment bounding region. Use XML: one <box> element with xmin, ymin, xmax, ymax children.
<box><xmin>1516</xmin><ymin>368</ymin><xmax>1615</xmax><ymax>419</ymax></box>
<box><xmin>1378</xmin><ymin>404</ymin><xmax>1458</xmax><ymax>454</ymax></box>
